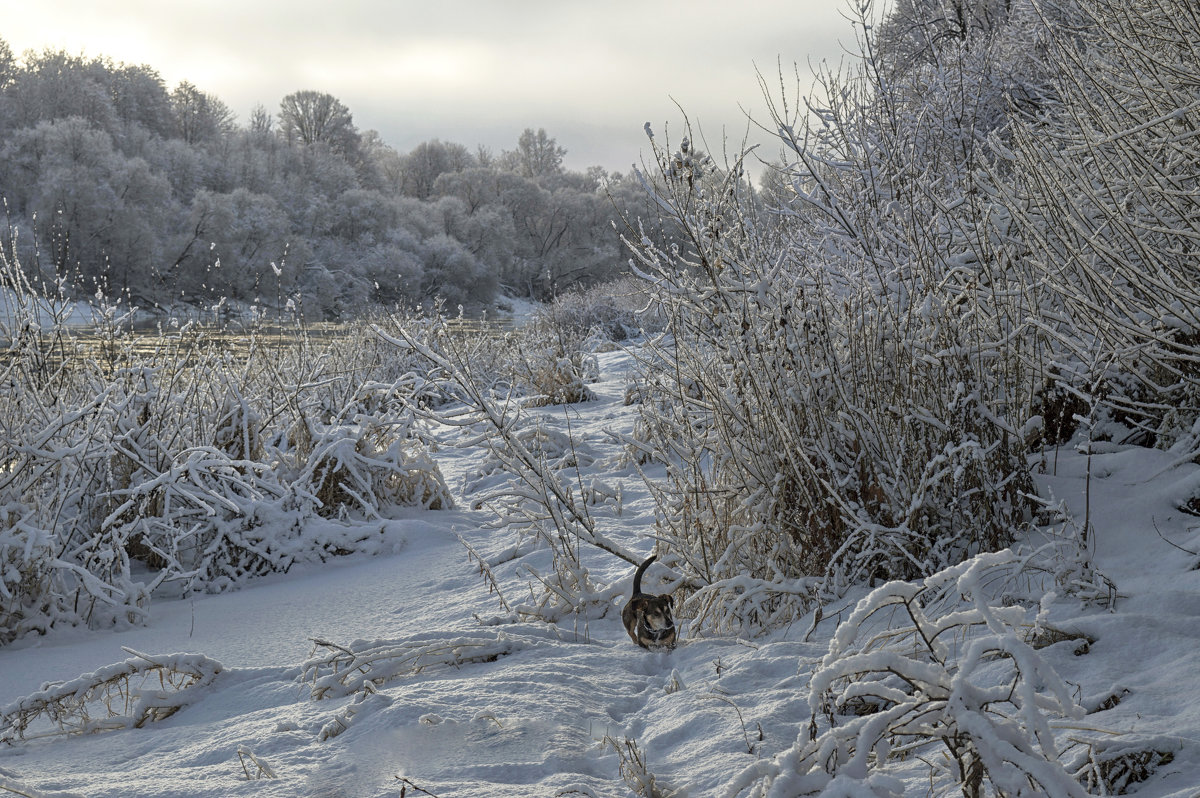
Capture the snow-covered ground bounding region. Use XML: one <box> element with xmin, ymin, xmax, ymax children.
<box><xmin>1</xmin><ymin>346</ymin><xmax>1199</xmax><ymax>796</ymax></box>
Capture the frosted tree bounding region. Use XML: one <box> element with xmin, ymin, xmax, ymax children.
<box><xmin>504</xmin><ymin>127</ymin><xmax>566</xmax><ymax>179</ymax></box>
<box><xmin>0</xmin><ymin>37</ymin><xmax>14</xmax><ymax>89</ymax></box>
<box><xmin>177</xmin><ymin>188</ymin><xmax>293</xmax><ymax>302</ymax></box>
<box><xmin>876</xmin><ymin>0</ymin><xmax>1023</xmax><ymax>74</ymax></box>
<box><xmin>0</xmin><ymin>116</ymin><xmax>177</xmax><ymax>297</ymax></box>
<box><xmin>399</xmin><ymin>139</ymin><xmax>476</xmax><ymax>199</ymax></box>
<box><xmin>5</xmin><ymin>50</ymin><xmax>120</xmax><ymax>134</ymax></box>
<box><xmin>171</xmin><ymin>81</ymin><xmax>235</xmax><ymax>145</ymax></box>
<box><xmin>247</xmin><ymin>103</ymin><xmax>273</xmax><ymax>137</ymax></box>
<box><xmin>278</xmin><ymin>89</ymin><xmax>360</xmax><ymax>156</ymax></box>
<box><xmin>418</xmin><ymin>233</ymin><xmax>497</xmax><ymax>307</ymax></box>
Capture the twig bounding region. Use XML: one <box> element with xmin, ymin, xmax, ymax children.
<box><xmin>706</xmin><ymin>691</ymin><xmax>758</xmax><ymax>754</ymax></box>
<box><xmin>1152</xmin><ymin>516</ymin><xmax>1200</xmax><ymax>556</ymax></box>
<box><xmin>395</xmin><ymin>776</ymin><xmax>441</xmax><ymax>797</ymax></box>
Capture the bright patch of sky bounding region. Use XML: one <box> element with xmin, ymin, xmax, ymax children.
<box><xmin>7</xmin><ymin>0</ymin><xmax>853</xmax><ymax>172</ymax></box>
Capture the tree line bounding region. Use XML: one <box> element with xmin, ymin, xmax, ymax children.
<box><xmin>0</xmin><ymin>41</ymin><xmax>657</xmax><ymax>319</ymax></box>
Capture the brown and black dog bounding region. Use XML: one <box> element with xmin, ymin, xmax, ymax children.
<box><xmin>622</xmin><ymin>555</ymin><xmax>676</xmax><ymax>649</ymax></box>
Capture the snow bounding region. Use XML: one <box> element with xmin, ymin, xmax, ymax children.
<box><xmin>1</xmin><ymin>346</ymin><xmax>1199</xmax><ymax>796</ymax></box>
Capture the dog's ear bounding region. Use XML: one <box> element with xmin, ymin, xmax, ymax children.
<box><xmin>666</xmin><ymin>594</ymin><xmax>675</xmax><ymax>608</ymax></box>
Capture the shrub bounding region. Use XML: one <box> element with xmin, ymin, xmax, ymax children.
<box><xmin>0</xmin><ymin>247</ymin><xmax>453</xmax><ymax>639</ymax></box>
<box><xmin>728</xmin><ymin>550</ymin><xmax>1098</xmax><ymax>797</ymax></box>
<box><xmin>626</xmin><ymin>105</ymin><xmax>1039</xmax><ymax>634</ymax></box>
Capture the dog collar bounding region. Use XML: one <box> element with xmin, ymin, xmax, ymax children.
<box><xmin>644</xmin><ymin>625</ymin><xmax>675</xmax><ymax>642</ymax></box>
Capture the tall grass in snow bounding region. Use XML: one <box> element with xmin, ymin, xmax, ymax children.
<box><xmin>0</xmin><ymin>249</ymin><xmax>452</xmax><ymax>643</ymax></box>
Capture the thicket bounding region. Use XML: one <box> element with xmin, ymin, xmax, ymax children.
<box><xmin>613</xmin><ymin>0</ymin><xmax>1200</xmax><ymax>637</ymax></box>
<box><xmin>0</xmin><ymin>247</ymin><xmax>454</xmax><ymax>642</ymax></box>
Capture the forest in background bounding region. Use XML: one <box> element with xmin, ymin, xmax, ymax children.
<box><xmin>0</xmin><ymin>40</ymin><xmax>663</xmax><ymax>319</ymax></box>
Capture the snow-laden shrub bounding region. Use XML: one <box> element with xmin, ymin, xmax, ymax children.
<box><xmin>104</xmin><ymin>446</ymin><xmax>302</xmax><ymax>593</ymax></box>
<box><xmin>622</xmin><ymin>1</ymin><xmax>1051</xmax><ymax>634</ymax></box>
<box><xmin>990</xmin><ymin>0</ymin><xmax>1200</xmax><ymax>453</ymax></box>
<box><xmin>301</xmin><ymin>629</ymin><xmax>543</xmax><ymax>741</ymax></box>
<box><xmin>1064</xmin><ymin>739</ymin><xmax>1179</xmax><ymax>796</ymax></box>
<box><xmin>0</xmin><ymin>504</ymin><xmax>58</xmax><ymax>644</ymax></box>
<box><xmin>628</xmin><ymin>133</ymin><xmax>1038</xmax><ymax>633</ymax></box>
<box><xmin>298</xmin><ymin>418</ymin><xmax>453</xmax><ymax>519</ymax></box>
<box><xmin>535</xmin><ymin>276</ymin><xmax>665</xmax><ymax>344</ymax></box>
<box><xmin>507</xmin><ymin>316</ymin><xmax>598</xmax><ymax>406</ymax></box>
<box><xmin>729</xmin><ymin>550</ymin><xmax>1095</xmax><ymax>798</ymax></box>
<box><xmin>301</xmin><ymin>631</ymin><xmax>536</xmax><ymax>701</ymax></box>
<box><xmin>0</xmin><ymin>251</ymin><xmax>452</xmax><ymax>639</ymax></box>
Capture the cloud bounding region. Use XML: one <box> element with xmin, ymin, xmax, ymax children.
<box><xmin>7</xmin><ymin>0</ymin><xmax>852</xmax><ymax>169</ymax></box>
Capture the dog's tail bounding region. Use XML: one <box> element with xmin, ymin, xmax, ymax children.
<box><xmin>632</xmin><ymin>555</ymin><xmax>656</xmax><ymax>595</ymax></box>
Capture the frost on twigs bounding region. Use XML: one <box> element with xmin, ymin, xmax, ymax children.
<box><xmin>301</xmin><ymin>416</ymin><xmax>454</xmax><ymax>518</ymax></box>
<box><xmin>236</xmin><ymin>745</ymin><xmax>278</xmax><ymax>780</ymax></box>
<box><xmin>300</xmin><ymin>631</ymin><xmax>535</xmax><ymax>701</ymax></box>
<box><xmin>379</xmin><ymin>310</ymin><xmax>639</xmax><ymax>629</ymax></box>
<box><xmin>1063</xmin><ymin>738</ymin><xmax>1180</xmax><ymax>796</ymax></box>
<box><xmin>730</xmin><ymin>551</ymin><xmax>1092</xmax><ymax>798</ymax></box>
<box><xmin>0</xmin><ymin>650</ymin><xmax>222</xmax><ymax>744</ymax></box>
<box><xmin>602</xmin><ymin>734</ymin><xmax>684</xmax><ymax>798</ymax></box>
<box><xmin>301</xmin><ymin>631</ymin><xmax>539</xmax><ymax>742</ymax></box>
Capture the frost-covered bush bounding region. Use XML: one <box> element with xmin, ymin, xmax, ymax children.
<box><xmin>505</xmin><ymin>311</ymin><xmax>599</xmax><ymax>407</ymax></box>
<box><xmin>0</xmin><ymin>253</ymin><xmax>452</xmax><ymax>641</ymax></box>
<box><xmin>298</xmin><ymin>417</ymin><xmax>453</xmax><ymax>518</ymax></box>
<box><xmin>535</xmin><ymin>276</ymin><xmax>664</xmax><ymax>343</ymax></box>
<box><xmin>991</xmin><ymin>0</ymin><xmax>1200</xmax><ymax>453</ymax></box>
<box><xmin>729</xmin><ymin>550</ymin><xmax>1094</xmax><ymax>798</ymax></box>
<box><xmin>626</xmin><ymin>11</ymin><xmax>1044</xmax><ymax>632</ymax></box>
<box><xmin>0</xmin><ymin>505</ymin><xmax>58</xmax><ymax>644</ymax></box>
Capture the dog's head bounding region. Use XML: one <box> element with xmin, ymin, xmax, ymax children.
<box><xmin>633</xmin><ymin>594</ymin><xmax>675</xmax><ymax>641</ymax></box>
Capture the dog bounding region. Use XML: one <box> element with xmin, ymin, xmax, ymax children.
<box><xmin>622</xmin><ymin>555</ymin><xmax>676</xmax><ymax>649</ymax></box>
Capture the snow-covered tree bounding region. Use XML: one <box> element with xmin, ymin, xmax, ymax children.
<box><xmin>277</xmin><ymin>89</ymin><xmax>360</xmax><ymax>156</ymax></box>
<box><xmin>170</xmin><ymin>81</ymin><xmax>235</xmax><ymax>145</ymax></box>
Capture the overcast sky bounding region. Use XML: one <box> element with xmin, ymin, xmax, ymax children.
<box><xmin>6</xmin><ymin>1</ymin><xmax>858</xmax><ymax>172</ymax></box>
